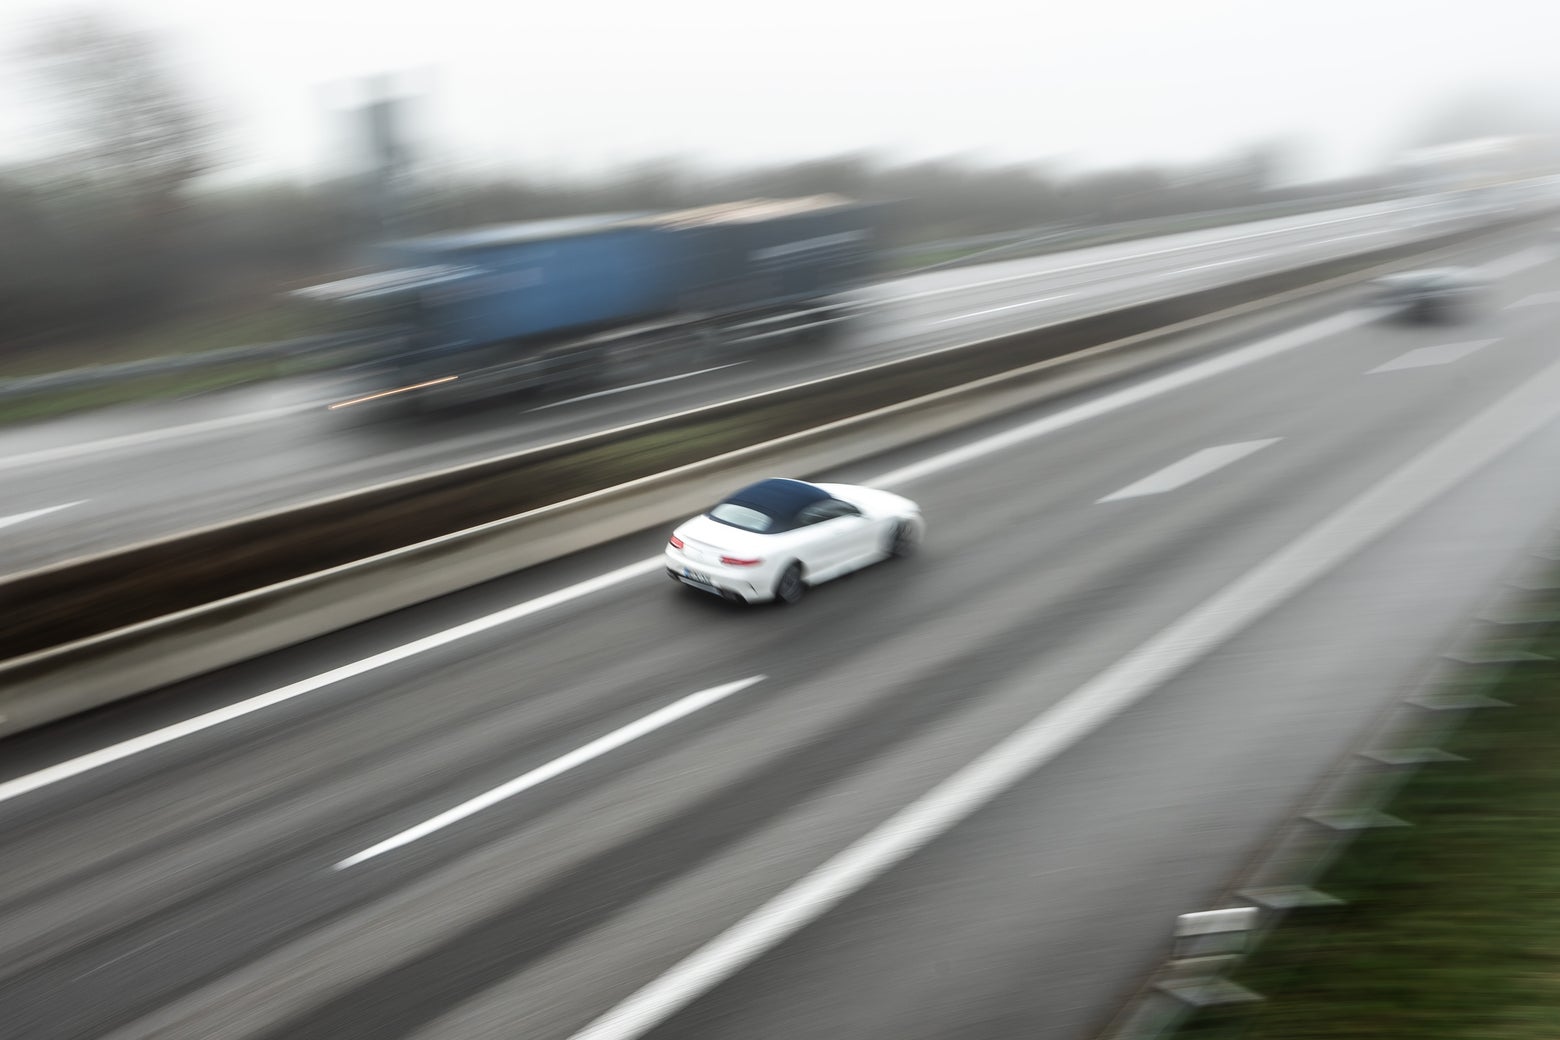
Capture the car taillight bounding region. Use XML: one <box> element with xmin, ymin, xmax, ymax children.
<box><xmin>721</xmin><ymin>556</ymin><xmax>761</xmax><ymax>566</ymax></box>
<box><xmin>669</xmin><ymin>535</ymin><xmax>684</xmax><ymax>549</ymax></box>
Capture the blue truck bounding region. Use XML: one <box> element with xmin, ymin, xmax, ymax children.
<box><xmin>294</xmin><ymin>195</ymin><xmax>884</xmax><ymax>414</ymax></box>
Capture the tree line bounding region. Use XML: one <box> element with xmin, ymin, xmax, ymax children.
<box><xmin>0</xmin><ymin>12</ymin><xmax>1428</xmax><ymax>354</ymax></box>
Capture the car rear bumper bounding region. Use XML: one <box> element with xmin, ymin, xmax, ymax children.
<box><xmin>664</xmin><ymin>550</ymin><xmax>765</xmax><ymax>603</ymax></box>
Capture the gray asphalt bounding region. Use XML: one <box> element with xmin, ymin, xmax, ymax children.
<box><xmin>0</xmin><ymin>226</ymin><xmax>1556</xmax><ymax>1039</ymax></box>
<box><xmin>0</xmin><ymin>195</ymin><xmax>1490</xmax><ymax>576</ymax></box>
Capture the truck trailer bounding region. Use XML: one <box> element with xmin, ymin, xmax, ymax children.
<box><xmin>294</xmin><ymin>195</ymin><xmax>884</xmax><ymax>415</ymax></box>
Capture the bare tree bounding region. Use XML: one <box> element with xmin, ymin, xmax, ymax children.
<box><xmin>23</xmin><ymin>11</ymin><xmax>214</xmax><ymax>213</ymax></box>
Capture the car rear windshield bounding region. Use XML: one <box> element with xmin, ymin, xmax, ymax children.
<box><xmin>709</xmin><ymin>502</ymin><xmax>775</xmax><ymax>532</ymax></box>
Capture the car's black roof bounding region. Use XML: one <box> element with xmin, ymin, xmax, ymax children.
<box><xmin>719</xmin><ymin>478</ymin><xmax>830</xmax><ymax>523</ymax></box>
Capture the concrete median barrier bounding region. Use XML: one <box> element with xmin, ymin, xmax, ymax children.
<box><xmin>0</xmin><ymin>216</ymin><xmax>1540</xmax><ymax>735</ymax></box>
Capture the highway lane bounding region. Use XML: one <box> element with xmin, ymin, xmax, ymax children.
<box><xmin>0</xmin><ymin>238</ymin><xmax>1558</xmax><ymax>1038</ymax></box>
<box><xmin>0</xmin><ymin>194</ymin><xmax>1501</xmax><ymax>576</ymax></box>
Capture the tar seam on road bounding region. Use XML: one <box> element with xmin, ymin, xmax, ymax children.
<box><xmin>561</xmin><ymin>345</ymin><xmax>1560</xmax><ymax>1040</ymax></box>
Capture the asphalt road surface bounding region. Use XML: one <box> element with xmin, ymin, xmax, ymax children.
<box><xmin>0</xmin><ymin>227</ymin><xmax>1557</xmax><ymax>1038</ymax></box>
<box><xmin>0</xmin><ymin>195</ymin><xmax>1504</xmax><ymax>576</ymax></box>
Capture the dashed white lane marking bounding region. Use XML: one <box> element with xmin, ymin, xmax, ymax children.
<box><xmin>10</xmin><ymin>236</ymin><xmax>1549</xmax><ymax>805</ymax></box>
<box><xmin>562</xmin><ymin>346</ymin><xmax>1560</xmax><ymax>1040</ymax></box>
<box><xmin>1097</xmin><ymin>440</ymin><xmax>1280</xmax><ymax>502</ymax></box>
<box><xmin>1368</xmin><ymin>340</ymin><xmax>1498</xmax><ymax>374</ymax></box>
<box><xmin>1505</xmin><ymin>291</ymin><xmax>1560</xmax><ymax>309</ymax></box>
<box><xmin>335</xmin><ymin>675</ymin><xmax>765</xmax><ymax>869</ymax></box>
<box><xmin>528</xmin><ymin>363</ymin><xmax>748</xmax><ymax>412</ymax></box>
<box><xmin>932</xmin><ymin>294</ymin><xmax>1074</xmax><ymax>324</ymax></box>
<box><xmin>0</xmin><ymin>501</ymin><xmax>88</xmax><ymax>532</ymax></box>
<box><xmin>0</xmin><ymin>307</ymin><xmax>1371</xmax><ymax>808</ymax></box>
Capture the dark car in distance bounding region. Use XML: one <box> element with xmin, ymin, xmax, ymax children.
<box><xmin>1370</xmin><ymin>267</ymin><xmax>1487</xmax><ymax>323</ymax></box>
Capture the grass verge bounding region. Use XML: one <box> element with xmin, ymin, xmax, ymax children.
<box><xmin>1180</xmin><ymin>568</ymin><xmax>1560</xmax><ymax>1039</ymax></box>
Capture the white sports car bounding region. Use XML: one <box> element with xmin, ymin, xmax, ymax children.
<box><xmin>665</xmin><ymin>478</ymin><xmax>923</xmax><ymax>604</ymax></box>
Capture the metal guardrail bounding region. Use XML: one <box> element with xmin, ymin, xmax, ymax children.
<box><xmin>1100</xmin><ymin>533</ymin><xmax>1560</xmax><ymax>1039</ymax></box>
<box><xmin>0</xmin><ymin>212</ymin><xmax>1535</xmax><ymax>736</ymax></box>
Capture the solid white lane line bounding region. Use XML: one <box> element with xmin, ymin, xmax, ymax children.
<box><xmin>867</xmin><ymin>309</ymin><xmax>1371</xmax><ymax>488</ymax></box>
<box><xmin>1</xmin><ymin>243</ymin><xmax>1535</xmax><ymax>803</ymax></box>
<box><xmin>1368</xmin><ymin>340</ymin><xmax>1498</xmax><ymax>374</ymax></box>
<box><xmin>335</xmin><ymin>675</ymin><xmax>765</xmax><ymax>869</ymax></box>
<box><xmin>528</xmin><ymin>364</ymin><xmax>747</xmax><ymax>412</ymax></box>
<box><xmin>0</xmin><ymin>501</ymin><xmax>88</xmax><ymax>532</ymax></box>
<box><xmin>0</xmin><ymin>311</ymin><xmax>1375</xmax><ymax>807</ymax></box>
<box><xmin>932</xmin><ymin>294</ymin><xmax>1074</xmax><ymax>324</ymax></box>
<box><xmin>0</xmin><ymin>558</ymin><xmax>665</xmax><ymax>808</ymax></box>
<box><xmin>1097</xmin><ymin>440</ymin><xmax>1280</xmax><ymax>502</ymax></box>
<box><xmin>1505</xmin><ymin>291</ymin><xmax>1560</xmax><ymax>309</ymax></box>
<box><xmin>0</xmin><ymin>404</ymin><xmax>322</xmax><ymax>473</ymax></box>
<box><xmin>562</xmin><ymin>348</ymin><xmax>1560</xmax><ymax>1040</ymax></box>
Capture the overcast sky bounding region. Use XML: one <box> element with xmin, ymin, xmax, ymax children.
<box><xmin>3</xmin><ymin>0</ymin><xmax>1557</xmax><ymax>185</ymax></box>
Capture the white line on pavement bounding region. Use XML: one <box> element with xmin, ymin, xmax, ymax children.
<box><xmin>0</xmin><ymin>241</ymin><xmax>1534</xmax><ymax>805</ymax></box>
<box><xmin>0</xmin><ymin>557</ymin><xmax>665</xmax><ymax>807</ymax></box>
<box><xmin>335</xmin><ymin>675</ymin><xmax>765</xmax><ymax>869</ymax></box>
<box><xmin>528</xmin><ymin>364</ymin><xmax>747</xmax><ymax>412</ymax></box>
<box><xmin>0</xmin><ymin>501</ymin><xmax>88</xmax><ymax>533</ymax></box>
<box><xmin>1368</xmin><ymin>340</ymin><xmax>1497</xmax><ymax>374</ymax></box>
<box><xmin>1097</xmin><ymin>440</ymin><xmax>1280</xmax><ymax>502</ymax></box>
<box><xmin>877</xmin><ymin>204</ymin><xmax>1427</xmax><ymax>304</ymax></box>
<box><xmin>1177</xmin><ymin>253</ymin><xmax>1274</xmax><ymax>273</ymax></box>
<box><xmin>866</xmin><ymin>309</ymin><xmax>1370</xmax><ymax>488</ymax></box>
<box><xmin>0</xmin><ymin>310</ymin><xmax>1379</xmax><ymax>806</ymax></box>
<box><xmin>562</xmin><ymin>346</ymin><xmax>1560</xmax><ymax>1040</ymax></box>
<box><xmin>932</xmin><ymin>294</ymin><xmax>1074</xmax><ymax>324</ymax></box>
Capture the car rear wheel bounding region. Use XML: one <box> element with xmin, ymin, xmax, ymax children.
<box><xmin>888</xmin><ymin>519</ymin><xmax>918</xmax><ymax>558</ymax></box>
<box><xmin>775</xmin><ymin>562</ymin><xmax>805</xmax><ymax>604</ymax></box>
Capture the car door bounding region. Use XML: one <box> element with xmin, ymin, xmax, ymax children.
<box><xmin>794</xmin><ymin>499</ymin><xmax>874</xmax><ymax>581</ymax></box>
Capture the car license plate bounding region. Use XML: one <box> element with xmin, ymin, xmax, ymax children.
<box><xmin>683</xmin><ymin>567</ymin><xmax>713</xmax><ymax>586</ymax></box>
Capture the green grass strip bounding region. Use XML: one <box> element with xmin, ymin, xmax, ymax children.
<box><xmin>1183</xmin><ymin>582</ymin><xmax>1560</xmax><ymax>1039</ymax></box>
